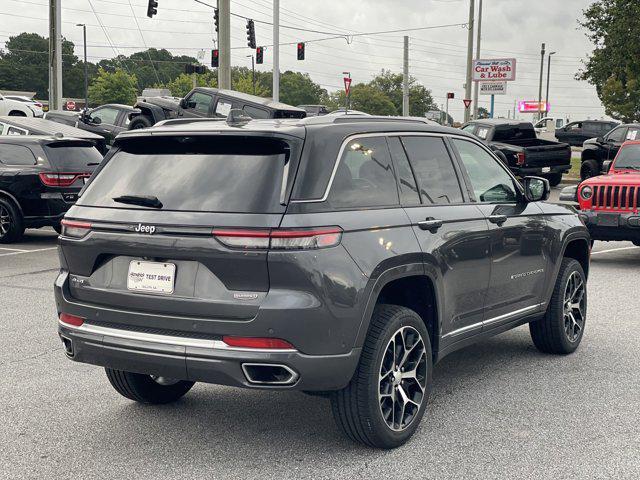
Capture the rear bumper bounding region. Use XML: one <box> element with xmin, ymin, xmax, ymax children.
<box><xmin>581</xmin><ymin>210</ymin><xmax>640</xmax><ymax>241</ymax></box>
<box><xmin>512</xmin><ymin>164</ymin><xmax>571</xmax><ymax>176</ymax></box>
<box><xmin>54</xmin><ymin>273</ymin><xmax>361</xmax><ymax>391</ymax></box>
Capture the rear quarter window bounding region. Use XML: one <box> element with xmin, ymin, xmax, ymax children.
<box><xmin>0</xmin><ymin>144</ymin><xmax>37</xmax><ymax>166</ymax></box>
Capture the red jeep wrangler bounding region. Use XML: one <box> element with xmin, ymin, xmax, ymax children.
<box><xmin>563</xmin><ymin>140</ymin><xmax>640</xmax><ymax>245</ymax></box>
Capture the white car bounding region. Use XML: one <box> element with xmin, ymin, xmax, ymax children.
<box><xmin>0</xmin><ymin>94</ymin><xmax>41</xmax><ymax>117</ymax></box>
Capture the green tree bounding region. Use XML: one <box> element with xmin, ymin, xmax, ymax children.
<box><xmin>329</xmin><ymin>84</ymin><xmax>397</xmax><ymax>115</ymax></box>
<box><xmin>88</xmin><ymin>68</ymin><xmax>138</xmax><ymax>105</ymax></box>
<box><xmin>279</xmin><ymin>71</ymin><xmax>328</xmax><ymax>106</ymax></box>
<box><xmin>368</xmin><ymin>69</ymin><xmax>436</xmax><ymax>116</ymax></box>
<box><xmin>579</xmin><ymin>0</ymin><xmax>640</xmax><ymax>122</ymax></box>
<box><xmin>161</xmin><ymin>71</ymin><xmax>217</xmax><ymax>97</ymax></box>
<box><xmin>477</xmin><ymin>107</ymin><xmax>490</xmax><ymax>119</ymax></box>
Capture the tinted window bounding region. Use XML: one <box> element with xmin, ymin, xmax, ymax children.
<box><xmin>187</xmin><ymin>92</ymin><xmax>214</xmax><ymax>115</ymax></box>
<box><xmin>388</xmin><ymin>137</ymin><xmax>420</xmax><ymax>206</ymax></box>
<box><xmin>243</xmin><ymin>105</ymin><xmax>269</xmax><ymax>119</ymax></box>
<box><xmin>91</xmin><ymin>107</ymin><xmax>120</xmax><ymax>125</ymax></box>
<box><xmin>607</xmin><ymin>127</ymin><xmax>626</xmax><ymax>142</ymax></box>
<box><xmin>492</xmin><ymin>125</ymin><xmax>536</xmax><ymax>141</ymax></box>
<box><xmin>583</xmin><ymin>122</ymin><xmax>601</xmax><ymax>134</ymax></box>
<box><xmin>326</xmin><ymin>137</ymin><xmax>398</xmax><ymax>209</ymax></box>
<box><xmin>401</xmin><ymin>136</ymin><xmax>463</xmax><ymax>204</ymax></box>
<box><xmin>0</xmin><ymin>144</ymin><xmax>37</xmax><ymax>165</ymax></box>
<box><xmin>79</xmin><ymin>136</ymin><xmax>293</xmax><ymax>214</ymax></box>
<box><xmin>44</xmin><ymin>142</ymin><xmax>103</xmax><ymax>170</ymax></box>
<box><xmin>567</xmin><ymin>122</ymin><xmax>582</xmax><ymax>131</ymax></box>
<box><xmin>453</xmin><ymin>139</ymin><xmax>517</xmax><ymax>203</ymax></box>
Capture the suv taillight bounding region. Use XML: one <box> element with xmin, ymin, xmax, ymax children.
<box><xmin>60</xmin><ymin>219</ymin><xmax>92</xmax><ymax>238</ymax></box>
<box><xmin>212</xmin><ymin>227</ymin><xmax>343</xmax><ymax>250</ymax></box>
<box><xmin>39</xmin><ymin>172</ymin><xmax>88</xmax><ymax>187</ymax></box>
<box><xmin>516</xmin><ymin>152</ymin><xmax>526</xmax><ymax>166</ymax></box>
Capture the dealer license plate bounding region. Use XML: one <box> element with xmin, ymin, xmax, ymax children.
<box><xmin>597</xmin><ymin>213</ymin><xmax>620</xmax><ymax>227</ymax></box>
<box><xmin>127</xmin><ymin>260</ymin><xmax>176</xmax><ymax>294</ymax></box>
<box><xmin>541</xmin><ymin>167</ymin><xmax>551</xmax><ymax>173</ymax></box>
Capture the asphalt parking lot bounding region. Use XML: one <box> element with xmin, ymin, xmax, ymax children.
<box><xmin>1</xmin><ymin>192</ymin><xmax>639</xmax><ymax>479</ymax></box>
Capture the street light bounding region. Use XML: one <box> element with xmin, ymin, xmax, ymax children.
<box><xmin>545</xmin><ymin>51</ymin><xmax>556</xmax><ymax>117</ymax></box>
<box><xmin>246</xmin><ymin>54</ymin><xmax>255</xmax><ymax>95</ymax></box>
<box><xmin>76</xmin><ymin>24</ymin><xmax>88</xmax><ymax>116</ymax></box>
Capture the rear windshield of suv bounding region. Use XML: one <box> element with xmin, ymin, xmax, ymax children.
<box><xmin>78</xmin><ymin>136</ymin><xmax>292</xmax><ymax>213</ymax></box>
<box><xmin>44</xmin><ymin>142</ymin><xmax>103</xmax><ymax>171</ymax></box>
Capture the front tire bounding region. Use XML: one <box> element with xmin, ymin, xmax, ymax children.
<box><xmin>545</xmin><ymin>172</ymin><xmax>562</xmax><ymax>187</ymax></box>
<box><xmin>0</xmin><ymin>198</ymin><xmax>24</xmax><ymax>243</ymax></box>
<box><xmin>128</xmin><ymin>115</ymin><xmax>153</xmax><ymax>130</ymax></box>
<box><xmin>530</xmin><ymin>258</ymin><xmax>587</xmax><ymax>354</ymax></box>
<box><xmin>331</xmin><ymin>305</ymin><xmax>432</xmax><ymax>449</ymax></box>
<box><xmin>580</xmin><ymin>159</ymin><xmax>599</xmax><ymax>180</ymax></box>
<box><xmin>105</xmin><ymin>368</ymin><xmax>195</xmax><ymax>404</ymax></box>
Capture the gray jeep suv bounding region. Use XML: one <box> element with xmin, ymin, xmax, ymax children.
<box><xmin>55</xmin><ymin>115</ymin><xmax>591</xmax><ymax>449</ymax></box>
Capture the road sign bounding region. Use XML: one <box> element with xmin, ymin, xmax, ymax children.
<box><xmin>65</xmin><ymin>100</ymin><xmax>76</xmax><ymax>111</ymax></box>
<box><xmin>446</xmin><ymin>92</ymin><xmax>455</xmax><ymax>99</ymax></box>
<box><xmin>519</xmin><ymin>100</ymin><xmax>549</xmax><ymax>113</ymax></box>
<box><xmin>473</xmin><ymin>58</ymin><xmax>517</xmax><ymax>82</ymax></box>
<box><xmin>344</xmin><ymin>77</ymin><xmax>352</xmax><ymax>96</ymax></box>
<box><xmin>463</xmin><ymin>99</ymin><xmax>472</xmax><ymax>109</ymax></box>
<box><xmin>480</xmin><ymin>81</ymin><xmax>507</xmax><ymax>95</ymax></box>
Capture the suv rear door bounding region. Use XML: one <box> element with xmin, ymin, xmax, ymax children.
<box><xmin>60</xmin><ymin>134</ymin><xmax>298</xmax><ymax>332</ymax></box>
<box><xmin>396</xmin><ymin>135</ymin><xmax>492</xmax><ymax>342</ymax></box>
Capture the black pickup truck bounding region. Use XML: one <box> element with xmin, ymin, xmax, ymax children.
<box><xmin>462</xmin><ymin>119</ymin><xmax>572</xmax><ymax>186</ymax></box>
<box><xmin>128</xmin><ymin>87</ymin><xmax>306</xmax><ymax>129</ymax></box>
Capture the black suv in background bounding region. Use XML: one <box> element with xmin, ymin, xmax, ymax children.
<box><xmin>129</xmin><ymin>88</ymin><xmax>306</xmax><ymax>129</ymax></box>
<box><xmin>555</xmin><ymin>120</ymin><xmax>618</xmax><ymax>147</ymax></box>
<box><xmin>580</xmin><ymin>123</ymin><xmax>640</xmax><ymax>179</ymax></box>
<box><xmin>56</xmin><ymin>115</ymin><xmax>590</xmax><ymax>449</ymax></box>
<box><xmin>0</xmin><ymin>136</ymin><xmax>101</xmax><ymax>242</ymax></box>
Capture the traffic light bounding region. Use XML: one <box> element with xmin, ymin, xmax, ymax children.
<box><xmin>211</xmin><ymin>49</ymin><xmax>219</xmax><ymax>68</ymax></box>
<box><xmin>297</xmin><ymin>42</ymin><xmax>305</xmax><ymax>60</ymax></box>
<box><xmin>146</xmin><ymin>0</ymin><xmax>158</xmax><ymax>18</ymax></box>
<box><xmin>195</xmin><ymin>65</ymin><xmax>206</xmax><ymax>74</ymax></box>
<box><xmin>185</xmin><ymin>64</ymin><xmax>206</xmax><ymax>74</ymax></box>
<box><xmin>214</xmin><ymin>8</ymin><xmax>219</xmax><ymax>33</ymax></box>
<box><xmin>246</xmin><ymin>19</ymin><xmax>256</xmax><ymax>49</ymax></box>
<box><xmin>447</xmin><ymin>92</ymin><xmax>455</xmax><ymax>99</ymax></box>
<box><xmin>185</xmin><ymin>64</ymin><xmax>194</xmax><ymax>74</ymax></box>
<box><xmin>256</xmin><ymin>46</ymin><xmax>264</xmax><ymax>64</ymax></box>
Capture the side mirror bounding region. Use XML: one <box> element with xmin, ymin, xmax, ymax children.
<box><xmin>596</xmin><ymin>136</ymin><xmax>604</xmax><ymax>143</ymax></box>
<box><xmin>91</xmin><ymin>116</ymin><xmax>102</xmax><ymax>125</ymax></box>
<box><xmin>559</xmin><ymin>185</ymin><xmax>578</xmax><ymax>202</ymax></box>
<box><xmin>602</xmin><ymin>160</ymin><xmax>612</xmax><ymax>173</ymax></box>
<box><xmin>523</xmin><ymin>176</ymin><xmax>550</xmax><ymax>202</ymax></box>
<box><xmin>179</xmin><ymin>98</ymin><xmax>189</xmax><ymax>109</ymax></box>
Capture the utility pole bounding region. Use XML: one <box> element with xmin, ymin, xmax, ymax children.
<box><xmin>76</xmin><ymin>24</ymin><xmax>88</xmax><ymax>114</ymax></box>
<box><xmin>49</xmin><ymin>0</ymin><xmax>62</xmax><ymax>110</ymax></box>
<box><xmin>218</xmin><ymin>0</ymin><xmax>231</xmax><ymax>89</ymax></box>
<box><xmin>273</xmin><ymin>0</ymin><xmax>280</xmax><ymax>101</ymax></box>
<box><xmin>472</xmin><ymin>0</ymin><xmax>482</xmax><ymax>119</ymax></box>
<box><xmin>537</xmin><ymin>42</ymin><xmax>546</xmax><ymax>121</ymax></box>
<box><xmin>464</xmin><ymin>0</ymin><xmax>475</xmax><ymax>123</ymax></box>
<box><xmin>545</xmin><ymin>51</ymin><xmax>556</xmax><ymax>116</ymax></box>
<box><xmin>403</xmin><ymin>36</ymin><xmax>409</xmax><ymax>116</ymax></box>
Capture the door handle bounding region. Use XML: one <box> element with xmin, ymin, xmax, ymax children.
<box><xmin>417</xmin><ymin>218</ymin><xmax>443</xmax><ymax>232</ymax></box>
<box><xmin>488</xmin><ymin>214</ymin><xmax>508</xmax><ymax>225</ymax></box>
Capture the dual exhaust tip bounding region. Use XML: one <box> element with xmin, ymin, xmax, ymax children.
<box><xmin>241</xmin><ymin>363</ymin><xmax>299</xmax><ymax>386</ymax></box>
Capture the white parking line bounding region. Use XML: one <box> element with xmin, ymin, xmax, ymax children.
<box><xmin>0</xmin><ymin>247</ymin><xmax>58</xmax><ymax>257</ymax></box>
<box><xmin>591</xmin><ymin>246</ymin><xmax>640</xmax><ymax>256</ymax></box>
<box><xmin>0</xmin><ymin>247</ymin><xmax>28</xmax><ymax>252</ymax></box>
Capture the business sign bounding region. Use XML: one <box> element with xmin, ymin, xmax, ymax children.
<box><xmin>473</xmin><ymin>58</ymin><xmax>517</xmax><ymax>82</ymax></box>
<box><xmin>480</xmin><ymin>81</ymin><xmax>507</xmax><ymax>95</ymax></box>
<box><xmin>518</xmin><ymin>100</ymin><xmax>549</xmax><ymax>113</ymax></box>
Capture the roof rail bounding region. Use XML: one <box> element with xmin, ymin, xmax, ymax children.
<box><xmin>154</xmin><ymin>117</ymin><xmax>227</xmax><ymax>127</ymax></box>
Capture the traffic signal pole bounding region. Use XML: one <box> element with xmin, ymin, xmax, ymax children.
<box><xmin>402</xmin><ymin>36</ymin><xmax>409</xmax><ymax>116</ymax></box>
<box><xmin>464</xmin><ymin>0</ymin><xmax>475</xmax><ymax>123</ymax></box>
<box><xmin>48</xmin><ymin>0</ymin><xmax>62</xmax><ymax>110</ymax></box>
<box><xmin>218</xmin><ymin>0</ymin><xmax>231</xmax><ymax>89</ymax></box>
<box><xmin>273</xmin><ymin>0</ymin><xmax>280</xmax><ymax>102</ymax></box>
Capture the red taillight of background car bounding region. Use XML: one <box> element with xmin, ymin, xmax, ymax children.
<box><xmin>60</xmin><ymin>219</ymin><xmax>92</xmax><ymax>238</ymax></box>
<box><xmin>59</xmin><ymin>313</ymin><xmax>85</xmax><ymax>327</ymax></box>
<box><xmin>222</xmin><ymin>336</ymin><xmax>295</xmax><ymax>350</ymax></box>
<box><xmin>212</xmin><ymin>227</ymin><xmax>343</xmax><ymax>250</ymax></box>
<box><xmin>39</xmin><ymin>172</ymin><xmax>88</xmax><ymax>187</ymax></box>
<box><xmin>516</xmin><ymin>152</ymin><xmax>526</xmax><ymax>166</ymax></box>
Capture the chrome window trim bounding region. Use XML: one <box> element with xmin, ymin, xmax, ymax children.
<box><xmin>443</xmin><ymin>303</ymin><xmax>544</xmax><ymax>339</ymax></box>
<box><xmin>290</xmin><ymin>131</ymin><xmax>502</xmax><ymax>204</ymax></box>
<box><xmin>58</xmin><ymin>319</ymin><xmax>298</xmax><ymax>353</ymax></box>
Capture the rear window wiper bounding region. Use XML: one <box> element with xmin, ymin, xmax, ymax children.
<box><xmin>113</xmin><ymin>195</ymin><xmax>163</xmax><ymax>209</ymax></box>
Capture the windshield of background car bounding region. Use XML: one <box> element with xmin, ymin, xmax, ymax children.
<box><xmin>78</xmin><ymin>136</ymin><xmax>294</xmax><ymax>213</ymax></box>
<box><xmin>614</xmin><ymin>144</ymin><xmax>640</xmax><ymax>170</ymax></box>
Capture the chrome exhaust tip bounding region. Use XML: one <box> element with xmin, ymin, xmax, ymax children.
<box><xmin>241</xmin><ymin>363</ymin><xmax>299</xmax><ymax>386</ymax></box>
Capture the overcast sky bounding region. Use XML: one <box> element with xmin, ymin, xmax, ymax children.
<box><xmin>0</xmin><ymin>0</ymin><xmax>605</xmax><ymax>122</ymax></box>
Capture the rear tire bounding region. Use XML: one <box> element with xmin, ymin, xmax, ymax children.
<box><xmin>580</xmin><ymin>159</ymin><xmax>599</xmax><ymax>180</ymax></box>
<box><xmin>0</xmin><ymin>198</ymin><xmax>24</xmax><ymax>243</ymax></box>
<box><xmin>330</xmin><ymin>304</ymin><xmax>432</xmax><ymax>449</ymax></box>
<box><xmin>105</xmin><ymin>368</ymin><xmax>195</xmax><ymax>404</ymax></box>
<box><xmin>129</xmin><ymin>115</ymin><xmax>153</xmax><ymax>130</ymax></box>
<box><xmin>530</xmin><ymin>258</ymin><xmax>587</xmax><ymax>354</ymax></box>
<box><xmin>545</xmin><ymin>172</ymin><xmax>562</xmax><ymax>187</ymax></box>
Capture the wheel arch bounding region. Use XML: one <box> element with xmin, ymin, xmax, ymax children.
<box><xmin>132</xmin><ymin>103</ymin><xmax>164</xmax><ymax>124</ymax></box>
<box><xmin>562</xmin><ymin>237</ymin><xmax>590</xmax><ymax>279</ymax></box>
<box><xmin>0</xmin><ymin>189</ymin><xmax>23</xmax><ymax>215</ymax></box>
<box><xmin>354</xmin><ymin>265</ymin><xmax>442</xmax><ymax>361</ymax></box>
<box><xmin>8</xmin><ymin>110</ymin><xmax>27</xmax><ymax>117</ymax></box>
